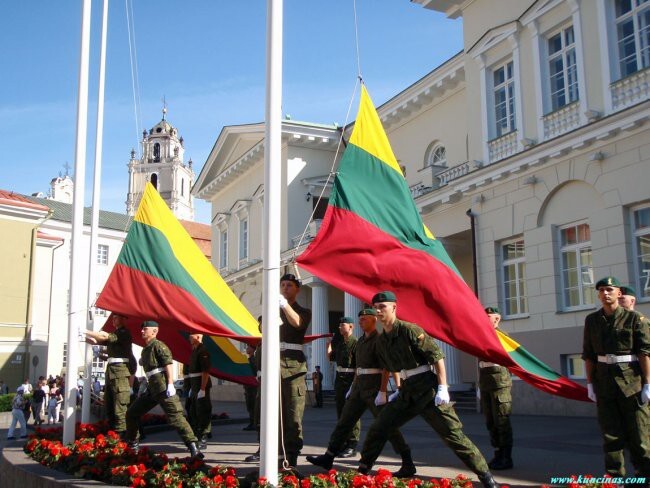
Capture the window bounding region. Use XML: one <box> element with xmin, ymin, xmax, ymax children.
<box><xmin>565</xmin><ymin>353</ymin><xmax>587</xmax><ymax>379</ymax></box>
<box><xmin>559</xmin><ymin>222</ymin><xmax>594</xmax><ymax>309</ymax></box>
<box><xmin>219</xmin><ymin>229</ymin><xmax>228</xmax><ymax>269</ymax></box>
<box><xmin>97</xmin><ymin>244</ymin><xmax>109</xmax><ymax>265</ymax></box>
<box><xmin>547</xmin><ymin>25</ymin><xmax>579</xmax><ymax>111</ymax></box>
<box><xmin>239</xmin><ymin>217</ymin><xmax>249</xmax><ymax>262</ymax></box>
<box><xmin>632</xmin><ymin>204</ymin><xmax>650</xmax><ymax>299</ymax></box>
<box><xmin>181</xmin><ymin>178</ymin><xmax>184</xmax><ymax>197</ymax></box>
<box><xmin>425</xmin><ymin>144</ymin><xmax>447</xmax><ymax>168</ymax></box>
<box><xmin>493</xmin><ymin>60</ymin><xmax>516</xmax><ymax>138</ymax></box>
<box><xmin>313</xmin><ymin>197</ymin><xmax>329</xmax><ymax>220</ymax></box>
<box><xmin>92</xmin><ymin>351</ymin><xmax>105</xmax><ymax>371</ymax></box>
<box><xmin>501</xmin><ymin>238</ymin><xmax>528</xmax><ymax>316</ymax></box>
<box><xmin>151</xmin><ymin>173</ymin><xmax>158</xmax><ymax>190</ymax></box>
<box><xmin>153</xmin><ymin>143</ymin><xmax>161</xmax><ymax>162</ymax></box>
<box><xmin>614</xmin><ymin>0</ymin><xmax>650</xmax><ymax>79</ymax></box>
<box><xmin>94</xmin><ymin>293</ymin><xmax>107</xmax><ymax>317</ymax></box>
<box><xmin>62</xmin><ymin>343</ymin><xmax>68</xmax><ymax>368</ymax></box>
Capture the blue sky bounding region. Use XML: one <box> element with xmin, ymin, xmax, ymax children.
<box><xmin>0</xmin><ymin>1</ymin><xmax>462</xmax><ymax>223</ymax></box>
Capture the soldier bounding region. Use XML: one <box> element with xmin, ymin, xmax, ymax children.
<box><xmin>84</xmin><ymin>313</ymin><xmax>133</xmax><ymax>435</ymax></box>
<box><xmin>307</xmin><ymin>308</ymin><xmax>416</xmax><ymax>477</ymax></box>
<box><xmin>279</xmin><ymin>273</ymin><xmax>312</xmax><ymax>468</ymax></box>
<box><xmin>312</xmin><ymin>366</ymin><xmax>323</xmax><ymax>408</ymax></box>
<box><xmin>582</xmin><ymin>277</ymin><xmax>650</xmax><ymax>478</ymax></box>
<box><xmin>243</xmin><ymin>343</ymin><xmax>259</xmax><ymax>430</ymax></box>
<box><xmin>187</xmin><ymin>333</ymin><xmax>212</xmax><ymax>449</ymax></box>
<box><xmin>125</xmin><ymin>321</ymin><xmax>202</xmax><ymax>458</ymax></box>
<box><xmin>619</xmin><ymin>285</ymin><xmax>637</xmax><ymax>311</ymax></box>
<box><xmin>479</xmin><ymin>306</ymin><xmax>513</xmax><ymax>470</ymax></box>
<box><xmin>357</xmin><ymin>291</ymin><xmax>499</xmax><ymax>488</ymax></box>
<box><xmin>330</xmin><ymin>316</ymin><xmax>359</xmax><ymax>457</ymax></box>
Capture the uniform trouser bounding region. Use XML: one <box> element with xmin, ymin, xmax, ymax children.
<box><xmin>596</xmin><ymin>389</ymin><xmax>650</xmax><ymax>476</ymax></box>
<box><xmin>328</xmin><ymin>391</ymin><xmax>410</xmax><ymax>456</ymax></box>
<box><xmin>126</xmin><ymin>391</ymin><xmax>197</xmax><ymax>445</ymax></box>
<box><xmin>335</xmin><ymin>374</ymin><xmax>359</xmax><ymax>448</ymax></box>
<box><xmin>281</xmin><ymin>373</ymin><xmax>306</xmax><ymax>456</ymax></box>
<box><xmin>244</xmin><ymin>385</ymin><xmax>258</xmax><ymax>423</ymax></box>
<box><xmin>360</xmin><ymin>390</ymin><xmax>489</xmax><ymax>475</ymax></box>
<box><xmin>105</xmin><ymin>375</ymin><xmax>131</xmax><ymax>432</ymax></box>
<box><xmin>315</xmin><ymin>387</ymin><xmax>323</xmax><ymax>407</ymax></box>
<box><xmin>189</xmin><ymin>392</ymin><xmax>212</xmax><ymax>438</ymax></box>
<box><xmin>480</xmin><ymin>386</ymin><xmax>513</xmax><ymax>449</ymax></box>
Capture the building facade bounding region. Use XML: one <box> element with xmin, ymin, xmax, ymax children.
<box><xmin>195</xmin><ymin>0</ymin><xmax>649</xmax><ymax>414</ymax></box>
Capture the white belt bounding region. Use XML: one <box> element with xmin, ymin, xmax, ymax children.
<box><xmin>145</xmin><ymin>367</ymin><xmax>165</xmax><ymax>379</ymax></box>
<box><xmin>336</xmin><ymin>366</ymin><xmax>355</xmax><ymax>373</ymax></box>
<box><xmin>597</xmin><ymin>354</ymin><xmax>638</xmax><ymax>364</ymax></box>
<box><xmin>399</xmin><ymin>364</ymin><xmax>432</xmax><ymax>380</ymax></box>
<box><xmin>280</xmin><ymin>342</ymin><xmax>303</xmax><ymax>351</ymax></box>
<box><xmin>356</xmin><ymin>368</ymin><xmax>382</xmax><ymax>375</ymax></box>
<box><xmin>479</xmin><ymin>361</ymin><xmax>499</xmax><ymax>368</ymax></box>
<box><xmin>256</xmin><ymin>371</ymin><xmax>262</xmax><ymax>380</ymax></box>
<box><xmin>107</xmin><ymin>358</ymin><xmax>129</xmax><ymax>364</ymax></box>
<box><xmin>184</xmin><ymin>372</ymin><xmax>202</xmax><ymax>379</ymax></box>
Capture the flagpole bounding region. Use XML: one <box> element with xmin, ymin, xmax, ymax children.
<box><xmin>260</xmin><ymin>0</ymin><xmax>282</xmax><ymax>483</ymax></box>
<box><xmin>83</xmin><ymin>0</ymin><xmax>109</xmax><ymax>424</ymax></box>
<box><xmin>64</xmin><ymin>0</ymin><xmax>92</xmax><ymax>445</ymax></box>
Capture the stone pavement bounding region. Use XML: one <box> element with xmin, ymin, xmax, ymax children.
<box><xmin>0</xmin><ymin>400</ymin><xmax>635</xmax><ymax>487</ymax></box>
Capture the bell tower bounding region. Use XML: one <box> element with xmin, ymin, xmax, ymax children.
<box><xmin>126</xmin><ymin>106</ymin><xmax>195</xmax><ymax>220</ymax></box>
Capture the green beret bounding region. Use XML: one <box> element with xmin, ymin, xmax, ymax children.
<box><xmin>372</xmin><ymin>291</ymin><xmax>397</xmax><ymax>303</ymax></box>
<box><xmin>339</xmin><ymin>316</ymin><xmax>355</xmax><ymax>324</ymax></box>
<box><xmin>620</xmin><ymin>285</ymin><xmax>636</xmax><ymax>297</ymax></box>
<box><xmin>358</xmin><ymin>308</ymin><xmax>377</xmax><ymax>317</ymax></box>
<box><xmin>141</xmin><ymin>320</ymin><xmax>159</xmax><ymax>328</ymax></box>
<box><xmin>484</xmin><ymin>306</ymin><xmax>500</xmax><ymax>315</ymax></box>
<box><xmin>595</xmin><ymin>276</ymin><xmax>621</xmax><ymax>289</ymax></box>
<box><xmin>280</xmin><ymin>273</ymin><xmax>301</xmax><ymax>287</ymax></box>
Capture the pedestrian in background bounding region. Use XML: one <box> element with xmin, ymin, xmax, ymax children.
<box><xmin>7</xmin><ymin>387</ymin><xmax>28</xmax><ymax>440</ymax></box>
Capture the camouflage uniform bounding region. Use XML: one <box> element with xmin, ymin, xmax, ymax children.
<box><xmin>280</xmin><ymin>301</ymin><xmax>311</xmax><ymax>464</ymax></box>
<box><xmin>479</xmin><ymin>329</ymin><xmax>513</xmax><ymax>465</ymax></box>
<box><xmin>333</xmin><ymin>334</ymin><xmax>360</xmax><ymax>450</ymax></box>
<box><xmin>182</xmin><ymin>364</ymin><xmax>192</xmax><ymax>415</ymax></box>
<box><xmin>188</xmin><ymin>341</ymin><xmax>212</xmax><ymax>441</ymax></box>
<box><xmin>244</xmin><ymin>353</ymin><xmax>258</xmax><ymax>426</ymax></box>
<box><xmin>126</xmin><ymin>338</ymin><xmax>197</xmax><ymax>445</ymax></box>
<box><xmin>104</xmin><ymin>326</ymin><xmax>133</xmax><ymax>432</ymax></box>
<box><xmin>359</xmin><ymin>319</ymin><xmax>489</xmax><ymax>475</ymax></box>
<box><xmin>327</xmin><ymin>329</ymin><xmax>410</xmax><ymax>456</ymax></box>
<box><xmin>582</xmin><ymin>306</ymin><xmax>650</xmax><ymax>476</ymax></box>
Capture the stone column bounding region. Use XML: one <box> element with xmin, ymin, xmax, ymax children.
<box><xmin>436</xmin><ymin>340</ymin><xmax>462</xmax><ymax>389</ymax></box>
<box><xmin>309</xmin><ymin>280</ymin><xmax>332</xmax><ymax>390</ymax></box>
<box><xmin>344</xmin><ymin>293</ymin><xmax>362</xmax><ymax>337</ymax></box>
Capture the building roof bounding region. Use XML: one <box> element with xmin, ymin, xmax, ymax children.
<box><xmin>179</xmin><ymin>219</ymin><xmax>211</xmax><ymax>259</ymax></box>
<box><xmin>0</xmin><ymin>189</ymin><xmax>50</xmax><ymax>213</ymax></box>
<box><xmin>25</xmin><ymin>195</ymin><xmax>132</xmax><ymax>232</ymax></box>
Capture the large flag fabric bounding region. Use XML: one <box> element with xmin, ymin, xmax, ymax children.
<box><xmin>97</xmin><ymin>183</ymin><xmax>262</xmax><ymax>341</ymax></box>
<box><xmin>298</xmin><ymin>85</ymin><xmax>588</xmax><ymax>402</ymax></box>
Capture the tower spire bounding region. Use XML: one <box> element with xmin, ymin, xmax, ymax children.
<box><xmin>162</xmin><ymin>95</ymin><xmax>167</xmax><ymax>120</ymax></box>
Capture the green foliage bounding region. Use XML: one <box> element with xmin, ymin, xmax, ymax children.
<box><xmin>0</xmin><ymin>393</ymin><xmax>15</xmax><ymax>412</ymax></box>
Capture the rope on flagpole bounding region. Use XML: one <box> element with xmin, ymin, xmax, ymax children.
<box><xmin>126</xmin><ymin>0</ymin><xmax>143</xmax><ymax>157</ymax></box>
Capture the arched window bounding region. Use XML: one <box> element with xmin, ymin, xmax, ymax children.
<box><xmin>153</xmin><ymin>143</ymin><xmax>161</xmax><ymax>162</ymax></box>
<box><xmin>150</xmin><ymin>173</ymin><xmax>158</xmax><ymax>190</ymax></box>
<box><xmin>425</xmin><ymin>143</ymin><xmax>447</xmax><ymax>168</ymax></box>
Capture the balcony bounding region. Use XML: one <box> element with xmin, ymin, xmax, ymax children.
<box><xmin>543</xmin><ymin>101</ymin><xmax>580</xmax><ymax>140</ymax></box>
<box><xmin>291</xmin><ymin>219</ymin><xmax>322</xmax><ymax>248</ymax></box>
<box><xmin>488</xmin><ymin>130</ymin><xmax>518</xmax><ymax>163</ymax></box>
<box><xmin>611</xmin><ymin>68</ymin><xmax>650</xmax><ymax>111</ymax></box>
<box><xmin>436</xmin><ymin>161</ymin><xmax>470</xmax><ymax>186</ymax></box>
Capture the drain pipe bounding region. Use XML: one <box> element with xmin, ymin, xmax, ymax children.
<box><xmin>466</xmin><ymin>208</ymin><xmax>481</xmax><ymax>413</ymax></box>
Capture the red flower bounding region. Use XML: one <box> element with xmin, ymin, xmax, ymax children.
<box><xmin>127</xmin><ymin>464</ymin><xmax>139</xmax><ymax>476</ymax></box>
<box><xmin>258</xmin><ymin>477</ymin><xmax>268</xmax><ymax>486</ymax></box>
<box><xmin>226</xmin><ymin>475</ymin><xmax>237</xmax><ymax>487</ymax></box>
<box><xmin>301</xmin><ymin>478</ymin><xmax>312</xmax><ymax>488</ymax></box>
<box><xmin>49</xmin><ymin>446</ymin><xmax>60</xmax><ymax>457</ymax></box>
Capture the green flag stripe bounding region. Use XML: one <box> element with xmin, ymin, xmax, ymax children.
<box><xmin>118</xmin><ymin>221</ymin><xmax>250</xmax><ymax>337</ymax></box>
<box><xmin>509</xmin><ymin>347</ymin><xmax>561</xmax><ymax>380</ymax></box>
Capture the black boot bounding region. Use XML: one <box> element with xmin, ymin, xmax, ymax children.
<box><xmin>478</xmin><ymin>472</ymin><xmax>499</xmax><ymax>488</ymax></box>
<box><xmin>487</xmin><ymin>449</ymin><xmax>501</xmax><ymax>469</ymax></box>
<box><xmin>490</xmin><ymin>447</ymin><xmax>513</xmax><ymax>470</ymax></box>
<box><xmin>188</xmin><ymin>441</ymin><xmax>204</xmax><ymax>459</ymax></box>
<box><xmin>306</xmin><ymin>452</ymin><xmax>334</xmax><ymax>471</ymax></box>
<box><xmin>357</xmin><ymin>464</ymin><xmax>370</xmax><ymax>475</ymax></box>
<box><xmin>393</xmin><ymin>450</ymin><xmax>417</xmax><ymax>478</ymax></box>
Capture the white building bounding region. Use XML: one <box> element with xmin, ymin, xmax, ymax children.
<box><xmin>194</xmin><ymin>0</ymin><xmax>650</xmax><ymax>415</ymax></box>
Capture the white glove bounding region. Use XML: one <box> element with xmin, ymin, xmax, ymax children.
<box><xmin>345</xmin><ymin>386</ymin><xmax>352</xmax><ymax>400</ymax></box>
<box><xmin>587</xmin><ymin>383</ymin><xmax>597</xmax><ymax>403</ymax></box>
<box><xmin>197</xmin><ymin>389</ymin><xmax>206</xmax><ymax>399</ymax></box>
<box><xmin>388</xmin><ymin>390</ymin><xmax>399</xmax><ymax>402</ymax></box>
<box><xmin>188</xmin><ymin>389</ymin><xmax>192</xmax><ymax>397</ymax></box>
<box><xmin>129</xmin><ymin>387</ymin><xmax>134</xmax><ymax>396</ymax></box>
<box><xmin>279</xmin><ymin>296</ymin><xmax>288</xmax><ymax>309</ymax></box>
<box><xmin>374</xmin><ymin>391</ymin><xmax>387</xmax><ymax>406</ymax></box>
<box><xmin>641</xmin><ymin>384</ymin><xmax>650</xmax><ymax>405</ymax></box>
<box><xmin>166</xmin><ymin>383</ymin><xmax>176</xmax><ymax>398</ymax></box>
<box><xmin>435</xmin><ymin>385</ymin><xmax>450</xmax><ymax>406</ymax></box>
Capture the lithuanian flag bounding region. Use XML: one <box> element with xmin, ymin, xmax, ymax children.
<box><xmin>298</xmin><ymin>85</ymin><xmax>588</xmax><ymax>401</ymax></box>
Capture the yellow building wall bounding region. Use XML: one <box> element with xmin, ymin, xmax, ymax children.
<box><xmin>0</xmin><ymin>218</ymin><xmax>36</xmax><ymax>325</ymax></box>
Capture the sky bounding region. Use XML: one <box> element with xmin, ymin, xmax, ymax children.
<box><xmin>0</xmin><ymin>1</ymin><xmax>462</xmax><ymax>224</ymax></box>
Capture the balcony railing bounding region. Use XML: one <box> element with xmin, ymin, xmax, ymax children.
<box><xmin>437</xmin><ymin>161</ymin><xmax>470</xmax><ymax>186</ymax></box>
<box><xmin>611</xmin><ymin>68</ymin><xmax>650</xmax><ymax>111</ymax></box>
<box><xmin>290</xmin><ymin>219</ymin><xmax>322</xmax><ymax>248</ymax></box>
<box><xmin>543</xmin><ymin>101</ymin><xmax>581</xmax><ymax>140</ymax></box>
<box><xmin>488</xmin><ymin>130</ymin><xmax>518</xmax><ymax>163</ymax></box>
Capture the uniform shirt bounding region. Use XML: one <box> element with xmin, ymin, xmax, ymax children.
<box><xmin>106</xmin><ymin>326</ymin><xmax>133</xmax><ymax>380</ymax></box>
<box><xmin>280</xmin><ymin>301</ymin><xmax>311</xmax><ymax>378</ymax></box>
<box><xmin>582</xmin><ymin>306</ymin><xmax>650</xmax><ymax>397</ymax></box>
<box><xmin>141</xmin><ymin>338</ymin><xmax>174</xmax><ymax>396</ymax></box>
<box><xmin>376</xmin><ymin>319</ymin><xmax>444</xmax><ymax>395</ymax></box>
<box><xmin>333</xmin><ymin>335</ymin><xmax>357</xmax><ymax>373</ymax></box>
<box><xmin>350</xmin><ymin>330</ymin><xmax>383</xmax><ymax>396</ymax></box>
<box><xmin>479</xmin><ymin>327</ymin><xmax>512</xmax><ymax>392</ymax></box>
<box><xmin>189</xmin><ymin>342</ymin><xmax>212</xmax><ymax>391</ymax></box>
